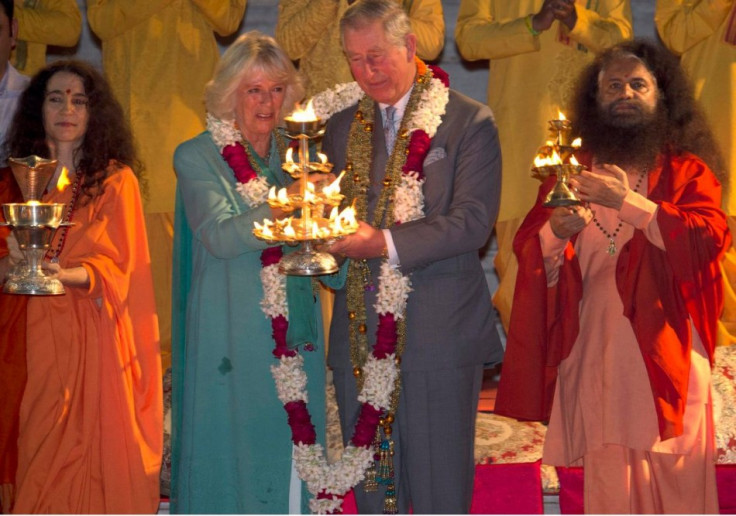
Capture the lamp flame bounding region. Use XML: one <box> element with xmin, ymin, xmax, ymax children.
<box><xmin>557</xmin><ymin>110</ymin><xmax>567</xmax><ymax>121</ymax></box>
<box><xmin>254</xmin><ymin>220</ymin><xmax>274</xmax><ymax>239</ymax></box>
<box><xmin>304</xmin><ymin>184</ymin><xmax>316</xmax><ymax>203</ymax></box>
<box><xmin>277</xmin><ymin>188</ymin><xmax>290</xmax><ymax>205</ymax></box>
<box><xmin>283</xmin><ymin>219</ymin><xmax>296</xmax><ymax>239</ymax></box>
<box><xmin>56</xmin><ymin>166</ymin><xmax>71</xmax><ymax>192</ymax></box>
<box><xmin>322</xmin><ymin>170</ymin><xmax>345</xmax><ymax>198</ymax></box>
<box><xmin>571</xmin><ymin>137</ymin><xmax>582</xmax><ymax>148</ymax></box>
<box><xmin>570</xmin><ymin>155</ymin><xmax>580</xmax><ymax>166</ymax></box>
<box><xmin>287</xmin><ymin>99</ymin><xmax>318</xmax><ymax>122</ymax></box>
<box><xmin>285</xmin><ymin>147</ymin><xmax>294</xmax><ymax>164</ymax></box>
<box><xmin>534</xmin><ymin>148</ymin><xmax>562</xmax><ymax>167</ymax></box>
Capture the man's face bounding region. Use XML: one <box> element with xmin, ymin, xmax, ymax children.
<box><xmin>343</xmin><ymin>20</ymin><xmax>417</xmax><ymax>106</ymax></box>
<box><xmin>596</xmin><ymin>57</ymin><xmax>658</xmax><ymax>128</ymax></box>
<box><xmin>0</xmin><ymin>10</ymin><xmax>16</xmax><ymax>78</ymax></box>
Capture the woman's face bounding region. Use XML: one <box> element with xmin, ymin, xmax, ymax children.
<box><xmin>43</xmin><ymin>71</ymin><xmax>89</xmax><ymax>151</ymax></box>
<box><xmin>233</xmin><ymin>70</ymin><xmax>286</xmax><ymax>142</ymax></box>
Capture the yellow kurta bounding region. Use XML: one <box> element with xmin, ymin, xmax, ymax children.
<box><xmin>11</xmin><ymin>0</ymin><xmax>81</xmax><ymax>78</ymax></box>
<box><xmin>86</xmin><ymin>0</ymin><xmax>246</xmax><ymax>367</ymax></box>
<box><xmin>86</xmin><ymin>0</ymin><xmax>246</xmax><ymax>215</ymax></box>
<box><xmin>455</xmin><ymin>0</ymin><xmax>632</xmax><ymax>328</ymax></box>
<box><xmin>656</xmin><ymin>0</ymin><xmax>736</xmax><ymax>347</ymax></box>
<box><xmin>276</xmin><ymin>0</ymin><xmax>445</xmax><ymax>97</ymax></box>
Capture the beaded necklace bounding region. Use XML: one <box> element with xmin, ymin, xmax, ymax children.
<box><xmin>591</xmin><ymin>171</ymin><xmax>646</xmax><ymax>256</ymax></box>
<box><xmin>47</xmin><ymin>169</ymin><xmax>83</xmax><ymax>263</ymax></box>
<box><xmin>242</xmin><ymin>130</ymin><xmax>286</xmax><ymax>176</ymax></box>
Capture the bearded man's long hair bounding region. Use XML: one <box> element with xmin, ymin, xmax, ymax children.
<box><xmin>570</xmin><ymin>39</ymin><xmax>726</xmax><ymax>188</ymax></box>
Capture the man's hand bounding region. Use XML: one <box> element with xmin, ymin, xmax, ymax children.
<box><xmin>549</xmin><ymin>204</ymin><xmax>593</xmax><ymax>239</ymax></box>
<box><xmin>552</xmin><ymin>0</ymin><xmax>577</xmax><ymax>30</ymax></box>
<box><xmin>326</xmin><ymin>220</ymin><xmax>386</xmax><ymax>260</ymax></box>
<box><xmin>533</xmin><ymin>0</ymin><xmax>576</xmax><ymax>32</ymax></box>
<box><xmin>532</xmin><ymin>0</ymin><xmax>557</xmax><ymax>32</ymax></box>
<box><xmin>569</xmin><ymin>164</ymin><xmax>630</xmax><ymax>210</ymax></box>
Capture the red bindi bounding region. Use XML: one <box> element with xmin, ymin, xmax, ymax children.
<box><xmin>66</xmin><ymin>89</ymin><xmax>71</xmax><ymax>94</ymax></box>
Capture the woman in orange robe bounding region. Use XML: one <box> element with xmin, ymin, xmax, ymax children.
<box><xmin>0</xmin><ymin>60</ymin><xmax>162</xmax><ymax>513</ymax></box>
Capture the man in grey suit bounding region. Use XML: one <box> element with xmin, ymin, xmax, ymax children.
<box><xmin>322</xmin><ymin>0</ymin><xmax>503</xmax><ymax>512</ymax></box>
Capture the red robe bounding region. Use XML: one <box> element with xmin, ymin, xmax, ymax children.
<box><xmin>495</xmin><ymin>151</ymin><xmax>730</xmax><ymax>440</ymax></box>
<box><xmin>0</xmin><ymin>167</ymin><xmax>27</xmax><ymax>487</ymax></box>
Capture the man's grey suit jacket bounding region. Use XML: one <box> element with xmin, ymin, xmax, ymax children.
<box><xmin>322</xmin><ymin>88</ymin><xmax>504</xmax><ymax>373</ymax></box>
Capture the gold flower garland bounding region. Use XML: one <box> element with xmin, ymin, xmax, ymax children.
<box><xmin>343</xmin><ymin>66</ymin><xmax>432</xmax><ymax>390</ymax></box>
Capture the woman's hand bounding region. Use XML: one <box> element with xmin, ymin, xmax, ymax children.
<box><xmin>549</xmin><ymin>204</ymin><xmax>593</xmax><ymax>239</ymax></box>
<box><xmin>6</xmin><ymin>233</ymin><xmax>23</xmax><ymax>265</ymax></box>
<box><xmin>42</xmin><ymin>262</ymin><xmax>91</xmax><ymax>289</ymax></box>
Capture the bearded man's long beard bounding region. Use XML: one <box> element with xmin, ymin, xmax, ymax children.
<box><xmin>579</xmin><ymin>101</ymin><xmax>669</xmax><ymax>171</ymax></box>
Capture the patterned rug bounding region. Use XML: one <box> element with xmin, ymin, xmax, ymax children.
<box><xmin>160</xmin><ymin>345</ymin><xmax>736</xmax><ymax>498</ymax></box>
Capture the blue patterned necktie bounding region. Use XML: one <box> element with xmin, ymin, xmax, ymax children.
<box><xmin>384</xmin><ymin>105</ymin><xmax>397</xmax><ymax>151</ymax></box>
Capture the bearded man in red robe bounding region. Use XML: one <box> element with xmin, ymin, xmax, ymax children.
<box><xmin>496</xmin><ymin>39</ymin><xmax>731</xmax><ymax>513</ymax></box>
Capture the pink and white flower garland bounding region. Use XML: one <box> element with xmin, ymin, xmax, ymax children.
<box><xmin>208</xmin><ymin>60</ymin><xmax>449</xmax><ymax>513</ymax></box>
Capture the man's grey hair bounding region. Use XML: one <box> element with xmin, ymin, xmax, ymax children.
<box><xmin>205</xmin><ymin>31</ymin><xmax>304</xmax><ymax>121</ymax></box>
<box><xmin>340</xmin><ymin>0</ymin><xmax>412</xmax><ymax>50</ymax></box>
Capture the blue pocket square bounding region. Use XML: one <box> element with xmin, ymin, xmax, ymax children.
<box><xmin>423</xmin><ymin>147</ymin><xmax>446</xmax><ymax>167</ymax></box>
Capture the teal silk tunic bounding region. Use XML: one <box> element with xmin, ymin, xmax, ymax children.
<box><xmin>170</xmin><ymin>131</ymin><xmax>326</xmax><ymax>513</ymax></box>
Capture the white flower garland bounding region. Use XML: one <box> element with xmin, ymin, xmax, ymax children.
<box><xmin>235</xmin><ymin>177</ymin><xmax>271</xmax><ymax>207</ymax></box>
<box><xmin>393</xmin><ymin>172</ymin><xmax>425</xmax><ymax>231</ymax></box>
<box><xmin>406</xmin><ymin>77</ymin><xmax>449</xmax><ymax>139</ymax></box>
<box><xmin>294</xmin><ymin>443</ymin><xmax>375</xmax><ymax>513</ymax></box>
<box><xmin>207</xmin><ymin>113</ymin><xmax>240</xmax><ymax>151</ymax></box>
<box><xmin>272</xmin><ymin>354</ymin><xmax>308</xmax><ymax>404</ymax></box>
<box><xmin>260</xmin><ymin>263</ymin><xmax>288</xmax><ymax>320</ymax></box>
<box><xmin>207</xmin><ymin>113</ymin><xmax>270</xmax><ymax>207</ymax></box>
<box><xmin>311</xmin><ymin>82</ymin><xmax>365</xmax><ymax>121</ymax></box>
<box><xmin>258</xmin><ymin>69</ymin><xmax>448</xmax><ymax>514</ymax></box>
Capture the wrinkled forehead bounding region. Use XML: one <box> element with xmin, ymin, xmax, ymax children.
<box><xmin>597</xmin><ymin>54</ymin><xmax>657</xmax><ymax>88</ymax></box>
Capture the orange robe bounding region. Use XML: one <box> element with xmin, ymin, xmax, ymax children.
<box><xmin>0</xmin><ymin>167</ymin><xmax>27</xmax><ymax>488</ymax></box>
<box><xmin>12</xmin><ymin>164</ymin><xmax>162</xmax><ymax>513</ymax></box>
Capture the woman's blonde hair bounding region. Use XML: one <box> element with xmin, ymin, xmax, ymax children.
<box><xmin>205</xmin><ymin>31</ymin><xmax>304</xmax><ymax>121</ymax></box>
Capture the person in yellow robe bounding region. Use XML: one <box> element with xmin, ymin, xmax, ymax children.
<box><xmin>276</xmin><ymin>0</ymin><xmax>445</xmax><ymax>97</ymax></box>
<box><xmin>86</xmin><ymin>0</ymin><xmax>247</xmax><ymax>368</ymax></box>
<box><xmin>455</xmin><ymin>0</ymin><xmax>632</xmax><ymax>330</ymax></box>
<box><xmin>656</xmin><ymin>0</ymin><xmax>736</xmax><ymax>348</ymax></box>
<box><xmin>10</xmin><ymin>0</ymin><xmax>81</xmax><ymax>77</ymax></box>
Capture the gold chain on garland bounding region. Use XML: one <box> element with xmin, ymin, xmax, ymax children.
<box><xmin>344</xmin><ymin>69</ymin><xmax>431</xmax><ymax>388</ymax></box>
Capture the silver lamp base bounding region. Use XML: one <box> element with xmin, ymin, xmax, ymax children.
<box><xmin>3</xmin><ymin>274</ymin><xmax>65</xmax><ymax>295</ymax></box>
<box><xmin>279</xmin><ymin>241</ymin><xmax>339</xmax><ymax>276</ymax></box>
